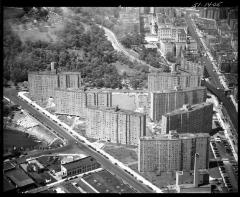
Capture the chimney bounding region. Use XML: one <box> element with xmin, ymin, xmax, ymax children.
<box><xmin>171</xmin><ymin>64</ymin><xmax>176</xmax><ymax>73</ymax></box>
<box><xmin>115</xmin><ymin>105</ymin><xmax>120</xmax><ymax>112</ymax></box>
<box><xmin>193</xmin><ymin>153</ymin><xmax>200</xmax><ymax>187</ymax></box>
<box><xmin>176</xmin><ymin>171</ymin><xmax>183</xmax><ymax>187</ymax></box>
<box><xmin>51</xmin><ymin>62</ymin><xmax>55</xmax><ymax>71</ymax></box>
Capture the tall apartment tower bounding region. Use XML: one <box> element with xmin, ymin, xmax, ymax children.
<box><xmin>86</xmin><ymin>106</ymin><xmax>146</xmax><ymax>146</ymax></box>
<box><xmin>28</xmin><ymin>71</ymin><xmax>58</xmax><ymax>103</ymax></box>
<box><xmin>55</xmin><ymin>88</ymin><xmax>87</xmax><ymax>117</ymax></box>
<box><xmin>148</xmin><ymin>65</ymin><xmax>202</xmax><ymax>92</ymax></box>
<box><xmin>28</xmin><ymin>63</ymin><xmax>82</xmax><ymax>103</ymax></box>
<box><xmin>138</xmin><ymin>131</ymin><xmax>209</xmax><ymax>173</ymax></box>
<box><xmin>58</xmin><ymin>72</ymin><xmax>82</xmax><ymax>89</ymax></box>
<box><xmin>149</xmin><ymin>86</ymin><xmax>207</xmax><ymax>122</ymax></box>
<box><xmin>161</xmin><ymin>102</ymin><xmax>213</xmax><ymax>134</ymax></box>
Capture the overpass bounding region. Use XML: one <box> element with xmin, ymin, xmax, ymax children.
<box><xmin>203</xmin><ymin>80</ymin><xmax>238</xmax><ymax>132</ymax></box>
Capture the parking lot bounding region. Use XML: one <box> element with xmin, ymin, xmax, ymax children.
<box><xmin>210</xmin><ymin>136</ymin><xmax>238</xmax><ymax>192</ymax></box>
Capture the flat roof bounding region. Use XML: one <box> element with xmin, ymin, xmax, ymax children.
<box><xmin>83</xmin><ymin>169</ymin><xmax>135</xmax><ymax>193</ymax></box>
<box><xmin>62</xmin><ymin>156</ymin><xmax>97</xmax><ymax>171</ymax></box>
<box><xmin>28</xmin><ymin>71</ymin><xmax>81</xmax><ymax>75</ymax></box>
<box><xmin>140</xmin><ymin>132</ymin><xmax>209</xmax><ymax>141</ymax></box>
<box><xmin>55</xmin><ymin>88</ymin><xmax>148</xmax><ymax>94</ymax></box>
<box><xmin>87</xmin><ymin>106</ymin><xmax>146</xmax><ymax>116</ymax></box>
<box><xmin>180</xmin><ymin>184</ymin><xmax>211</xmax><ymax>193</ymax></box>
<box><xmin>149</xmin><ymin>71</ymin><xmax>200</xmax><ymax>77</ymax></box>
<box><xmin>151</xmin><ymin>86</ymin><xmax>206</xmax><ymax>94</ymax></box>
<box><xmin>5</xmin><ymin>168</ymin><xmax>35</xmax><ymax>187</ymax></box>
<box><xmin>163</xmin><ymin>102</ymin><xmax>213</xmax><ymax>116</ymax></box>
<box><xmin>4</xmin><ymin>161</ymin><xmax>16</xmax><ymax>171</ymax></box>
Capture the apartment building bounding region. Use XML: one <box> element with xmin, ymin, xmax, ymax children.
<box><xmin>149</xmin><ymin>86</ymin><xmax>206</xmax><ymax>122</ymax></box>
<box><xmin>28</xmin><ymin>71</ymin><xmax>58</xmax><ymax>103</ymax></box>
<box><xmin>28</xmin><ymin>64</ymin><xmax>82</xmax><ymax>103</ymax></box>
<box><xmin>138</xmin><ymin>131</ymin><xmax>209</xmax><ymax>173</ymax></box>
<box><xmin>55</xmin><ymin>88</ymin><xmax>149</xmax><ymax>117</ymax></box>
<box><xmin>180</xmin><ymin>56</ymin><xmax>204</xmax><ymax>76</ymax></box>
<box><xmin>148</xmin><ymin>66</ymin><xmax>202</xmax><ymax>92</ymax></box>
<box><xmin>200</xmin><ymin>8</ymin><xmax>220</xmax><ymax>20</ymax></box>
<box><xmin>86</xmin><ymin>106</ymin><xmax>146</xmax><ymax>146</ymax></box>
<box><xmin>55</xmin><ymin>88</ymin><xmax>87</xmax><ymax>117</ymax></box>
<box><xmin>161</xmin><ymin>103</ymin><xmax>213</xmax><ymax>134</ymax></box>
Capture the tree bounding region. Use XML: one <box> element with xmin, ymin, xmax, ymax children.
<box><xmin>166</xmin><ymin>52</ymin><xmax>176</xmax><ymax>63</ymax></box>
<box><xmin>154</xmin><ymin>22</ymin><xmax>158</xmax><ymax>34</ymax></box>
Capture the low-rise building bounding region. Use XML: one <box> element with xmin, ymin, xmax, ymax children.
<box><xmin>4</xmin><ymin>168</ymin><xmax>36</xmax><ymax>191</ymax></box>
<box><xmin>61</xmin><ymin>156</ymin><xmax>100</xmax><ymax>178</ymax></box>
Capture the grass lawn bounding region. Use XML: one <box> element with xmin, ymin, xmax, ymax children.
<box><xmin>103</xmin><ymin>145</ymin><xmax>138</xmax><ymax>164</ymax></box>
<box><xmin>112</xmin><ymin>61</ymin><xmax>137</xmax><ymax>76</ymax></box>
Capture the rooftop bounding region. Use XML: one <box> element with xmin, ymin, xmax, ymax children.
<box><xmin>87</xmin><ymin>106</ymin><xmax>146</xmax><ymax>116</ymax></box>
<box><xmin>149</xmin><ymin>71</ymin><xmax>200</xmax><ymax>77</ymax></box>
<box><xmin>140</xmin><ymin>132</ymin><xmax>209</xmax><ymax>141</ymax></box>
<box><xmin>164</xmin><ymin>102</ymin><xmax>213</xmax><ymax>116</ymax></box>
<box><xmin>3</xmin><ymin>161</ymin><xmax>16</xmax><ymax>172</ymax></box>
<box><xmin>28</xmin><ymin>70</ymin><xmax>81</xmax><ymax>75</ymax></box>
<box><xmin>180</xmin><ymin>184</ymin><xmax>211</xmax><ymax>193</ymax></box>
<box><xmin>83</xmin><ymin>169</ymin><xmax>135</xmax><ymax>193</ymax></box>
<box><xmin>151</xmin><ymin>86</ymin><xmax>206</xmax><ymax>94</ymax></box>
<box><xmin>5</xmin><ymin>168</ymin><xmax>35</xmax><ymax>188</ymax></box>
<box><xmin>62</xmin><ymin>156</ymin><xmax>99</xmax><ymax>171</ymax></box>
<box><xmin>55</xmin><ymin>87</ymin><xmax>148</xmax><ymax>94</ymax></box>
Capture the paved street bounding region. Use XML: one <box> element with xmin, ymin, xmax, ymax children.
<box><xmin>4</xmin><ymin>88</ymin><xmax>154</xmax><ymax>193</ymax></box>
<box><xmin>185</xmin><ymin>14</ymin><xmax>238</xmax><ymax>132</ymax></box>
<box><xmin>99</xmin><ymin>25</ymin><xmax>159</xmax><ymax>71</ymax></box>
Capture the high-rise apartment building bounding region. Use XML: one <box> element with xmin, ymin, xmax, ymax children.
<box><xmin>55</xmin><ymin>88</ymin><xmax>87</xmax><ymax>117</ymax></box>
<box><xmin>28</xmin><ymin>70</ymin><xmax>58</xmax><ymax>103</ymax></box>
<box><xmin>161</xmin><ymin>103</ymin><xmax>213</xmax><ymax>134</ymax></box>
<box><xmin>149</xmin><ymin>86</ymin><xmax>207</xmax><ymax>122</ymax></box>
<box><xmin>86</xmin><ymin>90</ymin><xmax>112</xmax><ymax>108</ymax></box>
<box><xmin>55</xmin><ymin>88</ymin><xmax>149</xmax><ymax>117</ymax></box>
<box><xmin>138</xmin><ymin>131</ymin><xmax>209</xmax><ymax>173</ymax></box>
<box><xmin>180</xmin><ymin>54</ymin><xmax>204</xmax><ymax>76</ymax></box>
<box><xmin>148</xmin><ymin>66</ymin><xmax>202</xmax><ymax>92</ymax></box>
<box><xmin>200</xmin><ymin>8</ymin><xmax>220</xmax><ymax>20</ymax></box>
<box><xmin>86</xmin><ymin>106</ymin><xmax>146</xmax><ymax>146</ymax></box>
<box><xmin>28</xmin><ymin>64</ymin><xmax>82</xmax><ymax>103</ymax></box>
